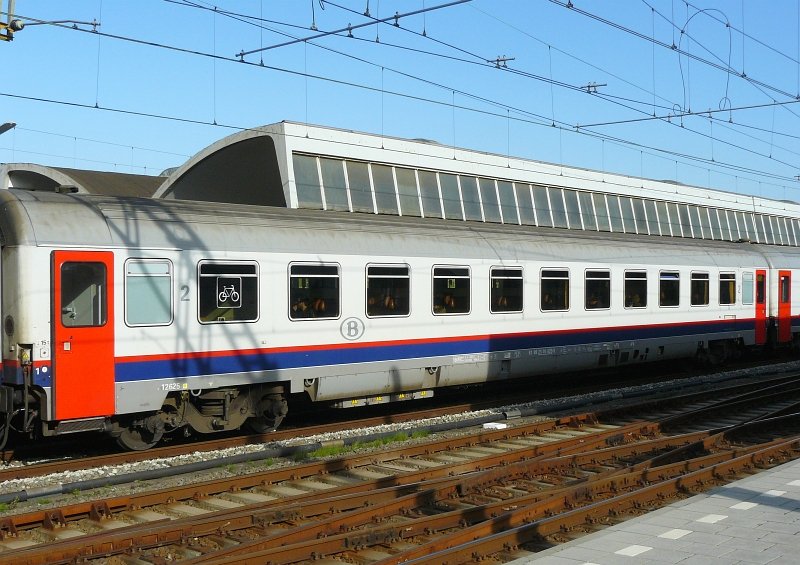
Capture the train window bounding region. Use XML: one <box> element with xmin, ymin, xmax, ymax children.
<box><xmin>659</xmin><ymin>271</ymin><xmax>680</xmax><ymax>307</ymax></box>
<box><xmin>593</xmin><ymin>193</ymin><xmax>611</xmax><ymax>232</ymax></box>
<box><xmin>624</xmin><ymin>271</ymin><xmax>647</xmax><ymax>308</ymax></box>
<box><xmin>61</xmin><ymin>262</ymin><xmax>107</xmax><ymax>328</ymax></box>
<box><xmin>549</xmin><ymin>188</ymin><xmax>568</xmax><ymax>229</ymax></box>
<box><xmin>460</xmin><ymin>176</ymin><xmax>483</xmax><ymax>221</ymax></box>
<box><xmin>632</xmin><ymin>198</ymin><xmax>648</xmax><ymax>235</ymax></box>
<box><xmin>490</xmin><ymin>267</ymin><xmax>523</xmax><ymax>313</ymax></box>
<box><xmin>372</xmin><ymin>164</ymin><xmax>398</xmax><ymax>215</ymax></box>
<box><xmin>564</xmin><ymin>190</ymin><xmax>582</xmax><ymax>230</ymax></box>
<box><xmin>532</xmin><ymin>186</ymin><xmax>552</xmax><ymax>227</ymax></box>
<box><xmin>433</xmin><ymin>266</ymin><xmax>470</xmax><ymax>314</ymax></box>
<box><xmin>585</xmin><ymin>270</ymin><xmax>610</xmax><ymax>310</ymax></box>
<box><xmin>606</xmin><ymin>195</ymin><xmax>624</xmax><ymax>233</ymax></box>
<box><xmin>515</xmin><ymin>183</ymin><xmax>536</xmax><ymax>225</ymax></box>
<box><xmin>479</xmin><ymin>178</ymin><xmax>501</xmax><ymax>223</ymax></box>
<box><xmin>667</xmin><ymin>202</ymin><xmax>683</xmax><ymax>237</ymax></box>
<box><xmin>418</xmin><ymin>170</ymin><xmax>443</xmax><ymax>219</ymax></box>
<box><xmin>691</xmin><ymin>272</ymin><xmax>710</xmax><ymax>306</ymax></box>
<box><xmin>579</xmin><ymin>192</ymin><xmax>597</xmax><ymax>231</ymax></box>
<box><xmin>780</xmin><ymin>274</ymin><xmax>790</xmax><ymax>303</ymax></box>
<box><xmin>742</xmin><ymin>272</ymin><xmax>754</xmax><ymax>305</ymax></box>
<box><xmin>439</xmin><ymin>173</ymin><xmax>463</xmax><ymax>220</ymax></box>
<box><xmin>345</xmin><ymin>161</ymin><xmax>374</xmax><ymax>213</ymax></box>
<box><xmin>367</xmin><ymin>265</ymin><xmax>410</xmax><ymax>317</ymax></box>
<box><xmin>396</xmin><ymin>167</ymin><xmax>421</xmax><ymax>217</ymax></box>
<box><xmin>644</xmin><ymin>199</ymin><xmax>659</xmax><ymax>235</ymax></box>
<box><xmin>293</xmin><ymin>154</ymin><xmax>323</xmax><ymax>209</ymax></box>
<box><xmin>319</xmin><ymin>158</ymin><xmax>349</xmax><ymax>212</ymax></box>
<box><xmin>756</xmin><ymin>272</ymin><xmax>766</xmax><ymax>304</ymax></box>
<box><xmin>198</xmin><ymin>262</ymin><xmax>259</xmax><ymax>324</ymax></box>
<box><xmin>498</xmin><ymin>181</ymin><xmax>518</xmax><ymax>224</ymax></box>
<box><xmin>719</xmin><ymin>273</ymin><xmax>736</xmax><ymax>305</ymax></box>
<box><xmin>541</xmin><ymin>269</ymin><xmax>569</xmax><ymax>311</ymax></box>
<box><xmin>289</xmin><ymin>264</ymin><xmax>340</xmax><ymax>320</ymax></box>
<box><xmin>125</xmin><ymin>259</ymin><xmax>173</xmax><ymax>326</ymax></box>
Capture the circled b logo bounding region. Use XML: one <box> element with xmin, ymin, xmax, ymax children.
<box><xmin>340</xmin><ymin>317</ymin><xmax>365</xmax><ymax>341</ymax></box>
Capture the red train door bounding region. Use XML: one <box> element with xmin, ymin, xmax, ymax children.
<box><xmin>52</xmin><ymin>251</ymin><xmax>115</xmax><ymax>420</ymax></box>
<box><xmin>778</xmin><ymin>270</ymin><xmax>792</xmax><ymax>343</ymax></box>
<box><xmin>755</xmin><ymin>269</ymin><xmax>767</xmax><ymax>345</ymax></box>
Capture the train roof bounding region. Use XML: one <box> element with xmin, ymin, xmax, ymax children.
<box><xmin>0</xmin><ymin>189</ymin><xmax>777</xmax><ymax>270</ymax></box>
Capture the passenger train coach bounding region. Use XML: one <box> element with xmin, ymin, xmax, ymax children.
<box><xmin>0</xmin><ymin>188</ymin><xmax>798</xmax><ymax>449</ymax></box>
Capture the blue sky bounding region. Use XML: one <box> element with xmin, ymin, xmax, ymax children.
<box><xmin>2</xmin><ymin>1</ymin><xmax>800</xmax><ymax>201</ymax></box>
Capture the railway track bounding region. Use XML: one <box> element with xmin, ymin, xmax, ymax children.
<box><xmin>0</xmin><ymin>374</ymin><xmax>798</xmax><ymax>563</ymax></box>
<box><xmin>0</xmin><ymin>363</ymin><xmax>791</xmax><ymax>487</ymax></box>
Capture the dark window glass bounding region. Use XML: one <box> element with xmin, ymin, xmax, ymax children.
<box><xmin>659</xmin><ymin>271</ymin><xmax>680</xmax><ymax>307</ymax></box>
<box><xmin>780</xmin><ymin>274</ymin><xmax>790</xmax><ymax>303</ymax></box>
<box><xmin>289</xmin><ymin>264</ymin><xmax>340</xmax><ymax>320</ymax></box>
<box><xmin>691</xmin><ymin>272</ymin><xmax>710</xmax><ymax>306</ymax></box>
<box><xmin>550</xmin><ymin>188</ymin><xmax>568</xmax><ymax>228</ymax></box>
<box><xmin>498</xmin><ymin>181</ymin><xmax>518</xmax><ymax>224</ymax></box>
<box><xmin>372</xmin><ymin>164</ymin><xmax>397</xmax><ymax>215</ymax></box>
<box><xmin>490</xmin><ymin>267</ymin><xmax>523</xmax><ymax>313</ymax></box>
<box><xmin>433</xmin><ymin>266</ymin><xmax>470</xmax><ymax>314</ymax></box>
<box><xmin>418</xmin><ymin>170</ymin><xmax>442</xmax><ymax>218</ymax></box>
<box><xmin>293</xmin><ymin>154</ymin><xmax>322</xmax><ymax>209</ymax></box>
<box><xmin>720</xmin><ymin>273</ymin><xmax>736</xmax><ymax>305</ymax></box>
<box><xmin>479</xmin><ymin>178</ymin><xmax>501</xmax><ymax>223</ymax></box>
<box><xmin>199</xmin><ymin>262</ymin><xmax>258</xmax><ymax>323</ymax></box>
<box><xmin>579</xmin><ymin>192</ymin><xmax>597</xmax><ymax>231</ymax></box>
<box><xmin>756</xmin><ymin>272</ymin><xmax>766</xmax><ymax>304</ymax></box>
<box><xmin>61</xmin><ymin>262</ymin><xmax>107</xmax><ymax>327</ymax></box>
<box><xmin>585</xmin><ymin>270</ymin><xmax>610</xmax><ymax>310</ymax></box>
<box><xmin>624</xmin><ymin>271</ymin><xmax>647</xmax><ymax>308</ymax></box>
<box><xmin>367</xmin><ymin>265</ymin><xmax>410</xmax><ymax>317</ymax></box>
<box><xmin>594</xmin><ymin>193</ymin><xmax>610</xmax><ymax>232</ymax></box>
<box><xmin>439</xmin><ymin>173</ymin><xmax>463</xmax><ymax>220</ymax></box>
<box><xmin>541</xmin><ymin>269</ymin><xmax>569</xmax><ymax>311</ymax></box>
<box><xmin>460</xmin><ymin>176</ymin><xmax>482</xmax><ymax>221</ymax></box>
<box><xmin>532</xmin><ymin>185</ymin><xmax>552</xmax><ymax>227</ymax></box>
<box><xmin>396</xmin><ymin>167</ymin><xmax>421</xmax><ymax>217</ymax></box>
<box><xmin>346</xmin><ymin>161</ymin><xmax>374</xmax><ymax>213</ymax></box>
<box><xmin>320</xmin><ymin>158</ymin><xmax>349</xmax><ymax>211</ymax></box>
<box><xmin>515</xmin><ymin>183</ymin><xmax>536</xmax><ymax>225</ymax></box>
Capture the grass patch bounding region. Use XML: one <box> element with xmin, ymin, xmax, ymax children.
<box><xmin>308</xmin><ymin>430</ymin><xmax>429</xmax><ymax>459</ymax></box>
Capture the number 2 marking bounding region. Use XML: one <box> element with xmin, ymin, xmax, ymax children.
<box><xmin>180</xmin><ymin>285</ymin><xmax>190</xmax><ymax>301</ymax></box>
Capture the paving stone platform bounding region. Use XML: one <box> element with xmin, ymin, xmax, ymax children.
<box><xmin>511</xmin><ymin>457</ymin><xmax>800</xmax><ymax>564</ymax></box>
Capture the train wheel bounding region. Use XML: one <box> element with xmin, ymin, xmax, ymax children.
<box><xmin>113</xmin><ymin>414</ymin><xmax>165</xmax><ymax>450</ymax></box>
<box><xmin>247</xmin><ymin>393</ymin><xmax>288</xmax><ymax>433</ymax></box>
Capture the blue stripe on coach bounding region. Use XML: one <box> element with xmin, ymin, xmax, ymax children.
<box><xmin>114</xmin><ymin>318</ymin><xmax>756</xmax><ymax>383</ymax></box>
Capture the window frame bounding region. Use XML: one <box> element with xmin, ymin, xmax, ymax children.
<box><xmin>432</xmin><ymin>265</ymin><xmax>471</xmax><ymax>315</ymax></box>
<box><xmin>124</xmin><ymin>258</ymin><xmax>174</xmax><ymax>327</ymax></box>
<box><xmin>366</xmin><ymin>264</ymin><xmax>411</xmax><ymax>318</ymax></box>
<box><xmin>197</xmin><ymin>260</ymin><xmax>260</xmax><ymax>324</ymax></box>
<box><xmin>719</xmin><ymin>272</ymin><xmax>737</xmax><ymax>305</ymax></box>
<box><xmin>585</xmin><ymin>269</ymin><xmax>611</xmax><ymax>310</ymax></box>
<box><xmin>288</xmin><ymin>262</ymin><xmax>341</xmax><ymax>321</ymax></box>
<box><xmin>541</xmin><ymin>268</ymin><xmax>570</xmax><ymax>312</ymax></box>
<box><xmin>490</xmin><ymin>266</ymin><xmax>524</xmax><ymax>313</ymax></box>
<box><xmin>691</xmin><ymin>272</ymin><xmax>710</xmax><ymax>306</ymax></box>
<box><xmin>659</xmin><ymin>270</ymin><xmax>680</xmax><ymax>308</ymax></box>
<box><xmin>624</xmin><ymin>270</ymin><xmax>648</xmax><ymax>309</ymax></box>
